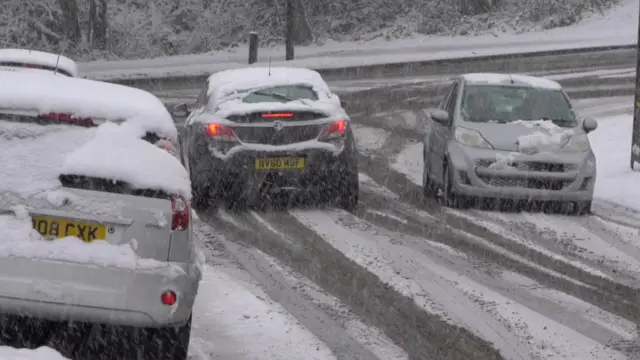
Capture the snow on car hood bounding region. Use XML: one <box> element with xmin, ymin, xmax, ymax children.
<box><xmin>463</xmin><ymin>120</ymin><xmax>576</xmax><ymax>153</ymax></box>
<box><xmin>0</xmin><ymin>70</ymin><xmax>177</xmax><ymax>141</ymax></box>
<box><xmin>0</xmin><ymin>121</ymin><xmax>190</xmax><ymax>202</ymax></box>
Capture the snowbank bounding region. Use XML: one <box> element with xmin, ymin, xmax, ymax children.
<box><xmin>63</xmin><ymin>122</ymin><xmax>191</xmax><ymax>200</ymax></box>
<box><xmin>0</xmin><ymin>346</ymin><xmax>68</xmax><ymax>360</ymax></box>
<box><xmin>0</xmin><ymin>70</ymin><xmax>176</xmax><ymax>140</ymax></box>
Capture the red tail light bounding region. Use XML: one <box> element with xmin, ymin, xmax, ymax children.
<box><xmin>262</xmin><ymin>113</ymin><xmax>294</xmax><ymax>118</ymax></box>
<box><xmin>171</xmin><ymin>196</ymin><xmax>190</xmax><ymax>231</ymax></box>
<box><xmin>321</xmin><ymin>120</ymin><xmax>347</xmax><ymax>139</ymax></box>
<box><xmin>204</xmin><ymin>123</ymin><xmax>236</xmax><ymax>141</ymax></box>
<box><xmin>40</xmin><ymin>113</ymin><xmax>95</xmax><ymax>127</ymax></box>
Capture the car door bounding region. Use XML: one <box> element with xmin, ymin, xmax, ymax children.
<box><xmin>426</xmin><ymin>81</ymin><xmax>457</xmax><ymax>183</ymax></box>
<box><xmin>429</xmin><ymin>81</ymin><xmax>459</xmax><ymax>183</ymax></box>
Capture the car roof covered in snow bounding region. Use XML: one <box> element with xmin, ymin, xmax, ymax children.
<box><xmin>0</xmin><ymin>69</ymin><xmax>177</xmax><ymax>140</ymax></box>
<box><xmin>0</xmin><ymin>48</ymin><xmax>78</xmax><ymax>77</ymax></box>
<box><xmin>461</xmin><ymin>73</ymin><xmax>562</xmax><ymax>90</ymax></box>
<box><xmin>207</xmin><ymin>67</ymin><xmax>331</xmax><ymax>98</ymax></box>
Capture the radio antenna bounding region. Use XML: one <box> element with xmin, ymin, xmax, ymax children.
<box><xmin>268</xmin><ymin>57</ymin><xmax>272</xmax><ymax>76</ymax></box>
<box><xmin>53</xmin><ymin>52</ymin><xmax>61</xmax><ymax>76</ymax></box>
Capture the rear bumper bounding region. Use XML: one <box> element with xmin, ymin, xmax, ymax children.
<box><xmin>200</xmin><ymin>141</ymin><xmax>357</xmax><ymax>191</ymax></box>
<box><xmin>0</xmin><ymin>256</ymin><xmax>200</xmax><ymax>328</ymax></box>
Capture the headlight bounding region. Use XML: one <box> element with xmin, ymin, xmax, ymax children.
<box><xmin>562</xmin><ymin>134</ymin><xmax>590</xmax><ymax>152</ymax></box>
<box><xmin>454</xmin><ymin>127</ymin><xmax>493</xmax><ymax>148</ymax></box>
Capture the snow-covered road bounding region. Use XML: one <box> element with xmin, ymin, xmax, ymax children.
<box><xmin>182</xmin><ymin>94</ymin><xmax>640</xmax><ymax>359</ymax></box>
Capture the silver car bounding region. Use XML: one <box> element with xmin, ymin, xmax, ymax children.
<box><xmin>422</xmin><ymin>73</ymin><xmax>598</xmax><ymax>215</ymax></box>
<box><xmin>0</xmin><ymin>70</ymin><xmax>200</xmax><ymax>358</ymax></box>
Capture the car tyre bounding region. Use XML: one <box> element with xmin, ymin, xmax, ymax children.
<box><xmin>569</xmin><ymin>200</ymin><xmax>592</xmax><ymax>216</ymax></box>
<box><xmin>441</xmin><ymin>162</ymin><xmax>468</xmax><ymax>209</ymax></box>
<box><xmin>336</xmin><ymin>168</ymin><xmax>359</xmax><ymax>212</ymax></box>
<box><xmin>144</xmin><ymin>315</ymin><xmax>192</xmax><ymax>360</ymax></box>
<box><xmin>422</xmin><ymin>147</ymin><xmax>437</xmax><ymax>199</ymax></box>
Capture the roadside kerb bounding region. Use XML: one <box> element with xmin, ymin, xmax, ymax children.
<box><xmin>93</xmin><ymin>45</ymin><xmax>635</xmax><ymax>94</ymax></box>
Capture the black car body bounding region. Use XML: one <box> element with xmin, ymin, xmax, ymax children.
<box><xmin>176</xmin><ymin>67</ymin><xmax>359</xmax><ymax>210</ymax></box>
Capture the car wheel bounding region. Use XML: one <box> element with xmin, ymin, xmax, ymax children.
<box><xmin>189</xmin><ymin>158</ymin><xmax>212</xmax><ymax>211</ymax></box>
<box><xmin>569</xmin><ymin>200</ymin><xmax>592</xmax><ymax>216</ymax></box>
<box><xmin>441</xmin><ymin>162</ymin><xmax>468</xmax><ymax>209</ymax></box>
<box><xmin>336</xmin><ymin>167</ymin><xmax>359</xmax><ymax>212</ymax></box>
<box><xmin>143</xmin><ymin>315</ymin><xmax>192</xmax><ymax>360</ymax></box>
<box><xmin>422</xmin><ymin>147</ymin><xmax>436</xmax><ymax>199</ymax></box>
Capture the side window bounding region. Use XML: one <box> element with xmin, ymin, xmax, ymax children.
<box><xmin>195</xmin><ymin>87</ymin><xmax>209</xmax><ymax>108</ymax></box>
<box><xmin>446</xmin><ymin>82</ymin><xmax>459</xmax><ymax>115</ymax></box>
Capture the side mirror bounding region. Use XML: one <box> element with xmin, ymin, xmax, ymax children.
<box><xmin>429</xmin><ymin>109</ymin><xmax>450</xmax><ymax>125</ymax></box>
<box><xmin>583</xmin><ymin>117</ymin><xmax>597</xmax><ymax>133</ymax></box>
<box><xmin>340</xmin><ymin>100</ymin><xmax>348</xmax><ymax>109</ymax></box>
<box><xmin>171</xmin><ymin>103</ymin><xmax>190</xmax><ymax>117</ymax></box>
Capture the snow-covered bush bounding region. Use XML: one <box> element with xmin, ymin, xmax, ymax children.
<box><xmin>0</xmin><ymin>0</ymin><xmax>621</xmax><ymax>61</ymax></box>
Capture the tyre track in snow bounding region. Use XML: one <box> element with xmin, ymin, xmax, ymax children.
<box><xmin>351</xmin><ymin>110</ymin><xmax>640</xmax><ymax>326</ymax></box>
<box><xmin>197</xmin><ymin>208</ymin><xmax>504</xmax><ymax>359</ymax></box>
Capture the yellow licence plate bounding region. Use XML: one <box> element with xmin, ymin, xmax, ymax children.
<box><xmin>255</xmin><ymin>157</ymin><xmax>305</xmax><ymax>170</ymax></box>
<box><xmin>32</xmin><ymin>216</ymin><xmax>107</xmax><ymax>242</ymax></box>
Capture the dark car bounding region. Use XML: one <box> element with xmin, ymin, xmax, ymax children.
<box><xmin>175</xmin><ymin>66</ymin><xmax>359</xmax><ymax>211</ymax></box>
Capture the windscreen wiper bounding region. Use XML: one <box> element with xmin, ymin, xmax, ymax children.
<box><xmin>251</xmin><ymin>90</ymin><xmax>295</xmax><ymax>102</ymax></box>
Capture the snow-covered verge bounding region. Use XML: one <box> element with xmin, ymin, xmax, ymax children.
<box><xmin>0</xmin><ymin>346</ymin><xmax>68</xmax><ymax>359</ymax></box>
<box><xmin>189</xmin><ymin>264</ymin><xmax>336</xmax><ymax>359</ymax></box>
<box><xmin>588</xmin><ymin>114</ymin><xmax>640</xmax><ymax>210</ymax></box>
<box><xmin>75</xmin><ymin>0</ymin><xmax>638</xmax><ymax>80</ymax></box>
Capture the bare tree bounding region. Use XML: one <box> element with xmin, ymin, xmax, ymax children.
<box><xmin>293</xmin><ymin>0</ymin><xmax>313</xmax><ymax>45</ymax></box>
<box><xmin>57</xmin><ymin>0</ymin><xmax>81</xmax><ymax>44</ymax></box>
<box><xmin>89</xmin><ymin>0</ymin><xmax>108</xmax><ymax>50</ymax></box>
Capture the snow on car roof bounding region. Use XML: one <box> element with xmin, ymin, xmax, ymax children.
<box><xmin>0</xmin><ymin>48</ymin><xmax>78</xmax><ymax>77</ymax></box>
<box><xmin>63</xmin><ymin>122</ymin><xmax>191</xmax><ymax>200</ymax></box>
<box><xmin>0</xmin><ymin>70</ymin><xmax>177</xmax><ymax>140</ymax></box>
<box><xmin>462</xmin><ymin>73</ymin><xmax>562</xmax><ymax>90</ymax></box>
<box><xmin>207</xmin><ymin>66</ymin><xmax>331</xmax><ymax>97</ymax></box>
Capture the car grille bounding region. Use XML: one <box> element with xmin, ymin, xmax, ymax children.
<box><xmin>477</xmin><ymin>175</ymin><xmax>574</xmax><ymax>190</ymax></box>
<box><xmin>226</xmin><ymin>111</ymin><xmax>325</xmax><ymax>123</ymax></box>
<box><xmin>232</xmin><ymin>125</ymin><xmax>323</xmax><ymax>145</ymax></box>
<box><xmin>475</xmin><ymin>160</ymin><xmax>577</xmax><ymax>172</ymax></box>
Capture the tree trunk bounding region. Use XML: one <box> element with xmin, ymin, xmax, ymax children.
<box><xmin>58</xmin><ymin>0</ymin><xmax>81</xmax><ymax>44</ymax></box>
<box><xmin>458</xmin><ymin>0</ymin><xmax>500</xmax><ymax>15</ymax></box>
<box><xmin>293</xmin><ymin>0</ymin><xmax>313</xmax><ymax>45</ymax></box>
<box><xmin>89</xmin><ymin>0</ymin><xmax>108</xmax><ymax>50</ymax></box>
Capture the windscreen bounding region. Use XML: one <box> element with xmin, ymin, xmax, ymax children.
<box><xmin>461</xmin><ymin>84</ymin><xmax>577</xmax><ymax>126</ymax></box>
<box><xmin>0</xmin><ymin>61</ymin><xmax>73</xmax><ymax>76</ymax></box>
<box><xmin>59</xmin><ymin>174</ymin><xmax>170</xmax><ymax>199</ymax></box>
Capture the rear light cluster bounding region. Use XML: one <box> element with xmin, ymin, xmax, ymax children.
<box><xmin>170</xmin><ymin>195</ymin><xmax>190</xmax><ymax>231</ymax></box>
<box><xmin>40</xmin><ymin>113</ymin><xmax>95</xmax><ymax>127</ymax></box>
<box><xmin>262</xmin><ymin>112</ymin><xmax>294</xmax><ymax>118</ymax></box>
<box><xmin>205</xmin><ymin>123</ymin><xmax>236</xmax><ymax>141</ymax></box>
<box><xmin>320</xmin><ymin>120</ymin><xmax>347</xmax><ymax>140</ymax></box>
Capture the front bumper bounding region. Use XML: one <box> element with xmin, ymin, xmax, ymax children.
<box><xmin>0</xmin><ymin>256</ymin><xmax>200</xmax><ymax>328</ymax></box>
<box><xmin>447</xmin><ymin>142</ymin><xmax>596</xmax><ymax>202</ymax></box>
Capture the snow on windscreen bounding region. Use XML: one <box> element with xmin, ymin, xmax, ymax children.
<box><xmin>463</xmin><ymin>73</ymin><xmax>562</xmax><ymax>90</ymax></box>
<box><xmin>63</xmin><ymin>122</ymin><xmax>190</xmax><ymax>200</ymax></box>
<box><xmin>0</xmin><ymin>70</ymin><xmax>177</xmax><ymax>141</ymax></box>
<box><xmin>0</xmin><ymin>48</ymin><xmax>77</xmax><ymax>77</ymax></box>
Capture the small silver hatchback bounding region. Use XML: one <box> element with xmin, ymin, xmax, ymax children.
<box><xmin>422</xmin><ymin>73</ymin><xmax>598</xmax><ymax>215</ymax></box>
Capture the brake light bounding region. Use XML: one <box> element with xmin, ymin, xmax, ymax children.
<box><xmin>321</xmin><ymin>120</ymin><xmax>347</xmax><ymax>139</ymax></box>
<box><xmin>262</xmin><ymin>113</ymin><xmax>294</xmax><ymax>118</ymax></box>
<box><xmin>204</xmin><ymin>123</ymin><xmax>236</xmax><ymax>141</ymax></box>
<box><xmin>171</xmin><ymin>195</ymin><xmax>190</xmax><ymax>231</ymax></box>
<box><xmin>40</xmin><ymin>113</ymin><xmax>95</xmax><ymax>127</ymax></box>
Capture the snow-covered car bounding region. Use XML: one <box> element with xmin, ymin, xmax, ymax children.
<box><xmin>175</xmin><ymin>66</ymin><xmax>359</xmax><ymax>210</ymax></box>
<box><xmin>0</xmin><ymin>48</ymin><xmax>77</xmax><ymax>77</ymax></box>
<box><xmin>422</xmin><ymin>73</ymin><xmax>598</xmax><ymax>215</ymax></box>
<box><xmin>0</xmin><ymin>70</ymin><xmax>201</xmax><ymax>359</ymax></box>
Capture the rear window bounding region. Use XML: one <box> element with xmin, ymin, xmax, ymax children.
<box><xmin>241</xmin><ymin>85</ymin><xmax>318</xmax><ymax>103</ymax></box>
<box><xmin>59</xmin><ymin>174</ymin><xmax>170</xmax><ymax>199</ymax></box>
